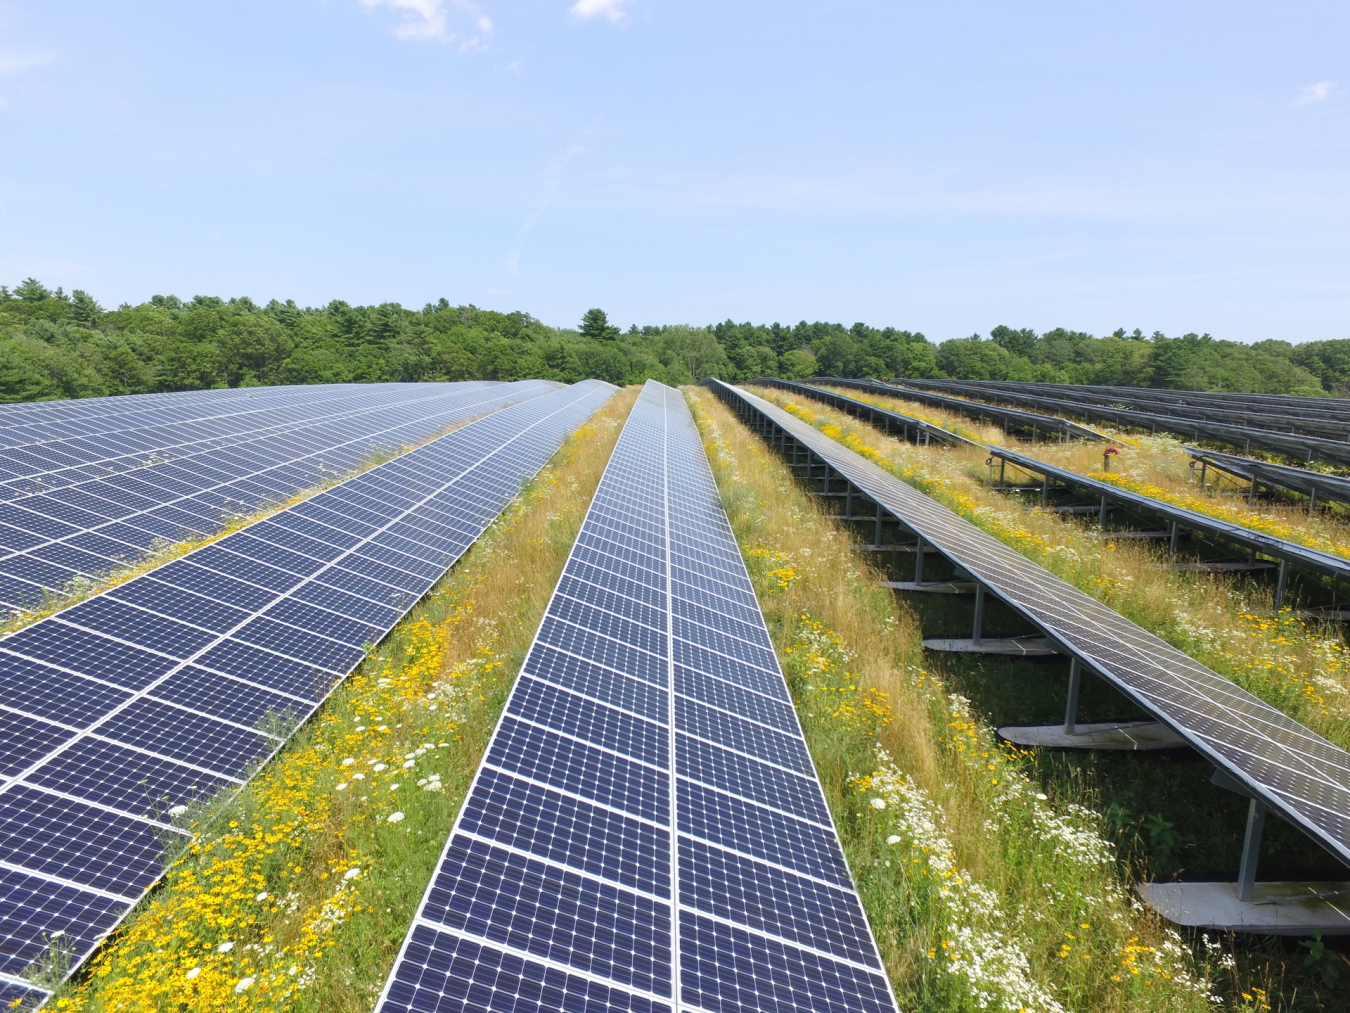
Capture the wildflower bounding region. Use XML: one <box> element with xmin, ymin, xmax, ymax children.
<box><xmin>1035</xmin><ymin>793</ymin><xmax>1048</xmax><ymax>801</ymax></box>
<box><xmin>185</xmin><ymin>967</ymin><xmax>201</xmax><ymax>980</ymax></box>
<box><xmin>886</xmin><ymin>835</ymin><xmax>901</xmax><ymax>844</ymax></box>
<box><xmin>387</xmin><ymin>811</ymin><xmax>406</xmax><ymax>823</ymax></box>
<box><xmin>389</xmin><ymin>783</ymin><xmax>401</xmax><ymax>791</ymax></box>
<box><xmin>341</xmin><ymin>757</ymin><xmax>355</xmax><ymax>766</ymax></box>
<box><xmin>343</xmin><ymin>867</ymin><xmax>362</xmax><ymax>880</ymax></box>
<box><xmin>336</xmin><ymin>782</ymin><xmax>348</xmax><ymax>790</ymax></box>
<box><xmin>217</xmin><ymin>941</ymin><xmax>234</xmax><ymax>953</ymax></box>
<box><xmin>167</xmin><ymin>804</ymin><xmax>188</xmax><ymax>817</ymax></box>
<box><xmin>402</xmin><ymin>760</ymin><xmax>416</xmax><ymax>769</ymax></box>
<box><xmin>870</xmin><ymin>798</ymin><xmax>886</xmax><ymax>810</ymax></box>
<box><xmin>256</xmin><ymin>891</ymin><xmax>269</xmax><ymax>901</ymax></box>
<box><xmin>373</xmin><ymin>763</ymin><xmax>388</xmax><ymax>772</ymax></box>
<box><xmin>235</xmin><ymin>977</ymin><xmax>255</xmax><ymax>993</ymax></box>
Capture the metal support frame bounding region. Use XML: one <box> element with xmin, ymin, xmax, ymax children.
<box><xmin>971</xmin><ymin>584</ymin><xmax>985</xmax><ymax>645</ymax></box>
<box><xmin>1237</xmin><ymin>799</ymin><xmax>1267</xmax><ymax>903</ymax></box>
<box><xmin>1099</xmin><ymin>494</ymin><xmax>1109</xmax><ymax>530</ymax></box>
<box><xmin>1168</xmin><ymin>521</ymin><xmax>1181</xmax><ymax>557</ymax></box>
<box><xmin>1275</xmin><ymin>559</ymin><xmax>1290</xmax><ymax>611</ymax></box>
<box><xmin>1063</xmin><ymin>658</ymin><xmax>1082</xmax><ymax>734</ymax></box>
<box><xmin>914</xmin><ymin>536</ymin><xmax>925</xmax><ymax>584</ymax></box>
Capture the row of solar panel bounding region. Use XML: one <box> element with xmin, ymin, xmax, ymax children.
<box><xmin>379</xmin><ymin>382</ymin><xmax>897</xmax><ymax>1013</ymax></box>
<box><xmin>0</xmin><ymin>380</ymin><xmax>412</xmax><ymax>439</ymax></box>
<box><xmin>0</xmin><ymin>382</ymin><xmax>559</xmax><ymax>611</ymax></box>
<box><xmin>0</xmin><ymin>381</ymin><xmax>500</xmax><ymax>471</ymax></box>
<box><xmin>0</xmin><ymin>380</ymin><xmax>616</xmax><ymax>1003</ymax></box>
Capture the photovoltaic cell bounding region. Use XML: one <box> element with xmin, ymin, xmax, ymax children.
<box><xmin>0</xmin><ymin>379</ymin><xmax>616</xmax><ymax>997</ymax></box>
<box><xmin>378</xmin><ymin>381</ymin><xmax>897</xmax><ymax>1013</ymax></box>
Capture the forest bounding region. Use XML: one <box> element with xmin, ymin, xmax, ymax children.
<box><xmin>2</xmin><ymin>277</ymin><xmax>1348</xmax><ymax>402</ymax></box>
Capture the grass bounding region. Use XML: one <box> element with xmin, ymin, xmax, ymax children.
<box><xmin>45</xmin><ymin>386</ymin><xmax>638</xmax><ymax>1013</ymax></box>
<box><xmin>685</xmin><ymin>386</ymin><xmax>1238</xmax><ymax>1013</ymax></box>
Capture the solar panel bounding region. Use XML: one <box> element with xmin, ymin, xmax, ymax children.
<box><xmin>0</xmin><ymin>381</ymin><xmax>560</xmax><ymax>612</ymax></box>
<box><xmin>711</xmin><ymin>379</ymin><xmax>1350</xmax><ymax>873</ymax></box>
<box><xmin>376</xmin><ymin>381</ymin><xmax>898</xmax><ymax>1013</ymax></box>
<box><xmin>0</xmin><ymin>379</ymin><xmax>616</xmax><ymax>999</ymax></box>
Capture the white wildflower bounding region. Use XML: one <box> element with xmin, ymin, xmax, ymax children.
<box><xmin>218</xmin><ymin>941</ymin><xmax>234</xmax><ymax>953</ymax></box>
<box><xmin>185</xmin><ymin>967</ymin><xmax>201</xmax><ymax>980</ymax></box>
<box><xmin>235</xmin><ymin>977</ymin><xmax>255</xmax><ymax>993</ymax></box>
<box><xmin>387</xmin><ymin>811</ymin><xmax>406</xmax><ymax>823</ymax></box>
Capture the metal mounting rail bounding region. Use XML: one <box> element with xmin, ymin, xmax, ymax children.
<box><xmin>1185</xmin><ymin>446</ymin><xmax>1350</xmax><ymax>511</ymax></box>
<box><xmin>902</xmin><ymin>379</ymin><xmax>1350</xmax><ymax>467</ymax></box>
<box><xmin>783</xmin><ymin>376</ymin><xmax>1106</xmax><ymax>442</ymax></box>
<box><xmin>706</xmin><ymin>378</ymin><xmax>1350</xmax><ymax>909</ymax></box>
<box><xmin>747</xmin><ymin>377</ymin><xmax>984</xmax><ymax>449</ymax></box>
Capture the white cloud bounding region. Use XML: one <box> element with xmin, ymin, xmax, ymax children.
<box><xmin>360</xmin><ymin>0</ymin><xmax>492</xmax><ymax>42</ymax></box>
<box><xmin>1295</xmin><ymin>80</ymin><xmax>1335</xmax><ymax>106</ymax></box>
<box><xmin>570</xmin><ymin>0</ymin><xmax>630</xmax><ymax>23</ymax></box>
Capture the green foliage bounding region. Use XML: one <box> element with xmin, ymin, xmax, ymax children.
<box><xmin>0</xmin><ymin>279</ymin><xmax>1342</xmax><ymax>402</ymax></box>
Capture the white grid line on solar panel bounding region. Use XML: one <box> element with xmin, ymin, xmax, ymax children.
<box><xmin>0</xmin><ymin>858</ymin><xmax>133</xmax><ymax>904</ymax></box>
<box><xmin>0</xmin><ymin>383</ymin><xmax>556</xmax><ymax>608</ymax></box>
<box><xmin>0</xmin><ymin>977</ymin><xmax>50</xmax><ymax>1004</ymax></box>
<box><xmin>0</xmin><ymin>382</ymin><xmax>513</xmax><ymax>495</ymax></box>
<box><xmin>0</xmin><ymin>384</ymin><xmax>614</xmax><ymax>845</ymax></box>
<box><xmin>0</xmin><ymin>385</ymin><xmax>361</xmax><ymax>451</ymax></box>
<box><xmin>0</xmin><ymin>383</ymin><xmax>404</xmax><ymax>439</ymax></box>
<box><xmin>562</xmin><ymin>570</ymin><xmax>773</xmax><ymax>660</ymax></box>
<box><xmin>521</xmin><ymin>647</ymin><xmax>666</xmax><ymax>723</ymax></box>
<box><xmin>677</xmin><ymin>867</ymin><xmax>880</xmax><ymax>972</ymax></box>
<box><xmin>510</xmin><ymin>677</ymin><xmax>667</xmax><ymax>767</ymax></box>
<box><xmin>476</xmin><ymin>762</ymin><xmax>668</xmax><ymax>833</ymax></box>
<box><xmin>0</xmin><ymin>382</ymin><xmax>615</xmax><ymax>986</ymax></box>
<box><xmin>727</xmin><ymin>382</ymin><xmax>1350</xmax><ymax>863</ymax></box>
<box><xmin>547</xmin><ymin>584</ymin><xmax>777</xmax><ymax>685</ymax></box>
<box><xmin>0</xmin><ymin>382</ymin><xmax>507</xmax><ymax>469</ymax></box>
<box><xmin>409</xmin><ymin>915</ymin><xmax>672</xmax><ymax>1002</ymax></box>
<box><xmin>495</xmin><ymin>713</ymin><xmax>667</xmax><ymax>777</ymax></box>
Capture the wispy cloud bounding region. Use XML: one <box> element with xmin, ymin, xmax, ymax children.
<box><xmin>359</xmin><ymin>0</ymin><xmax>492</xmax><ymax>44</ymax></box>
<box><xmin>506</xmin><ymin>131</ymin><xmax>592</xmax><ymax>275</ymax></box>
<box><xmin>0</xmin><ymin>52</ymin><xmax>53</xmax><ymax>76</ymax></box>
<box><xmin>1295</xmin><ymin>80</ymin><xmax>1335</xmax><ymax>106</ymax></box>
<box><xmin>570</xmin><ymin>0</ymin><xmax>630</xmax><ymax>23</ymax></box>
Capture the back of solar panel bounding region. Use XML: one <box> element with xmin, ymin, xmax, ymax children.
<box><xmin>377</xmin><ymin>381</ymin><xmax>898</xmax><ymax>1013</ymax></box>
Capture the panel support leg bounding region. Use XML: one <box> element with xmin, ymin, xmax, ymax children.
<box><xmin>874</xmin><ymin>504</ymin><xmax>883</xmax><ymax>547</ymax></box>
<box><xmin>1310</xmin><ymin>488</ymin><xmax>1318</xmax><ymax>515</ymax></box>
<box><xmin>1168</xmin><ymin>521</ymin><xmax>1181</xmax><ymax>557</ymax></box>
<box><xmin>998</xmin><ymin>458</ymin><xmax>1006</xmax><ymax>490</ymax></box>
<box><xmin>1248</xmin><ymin>475</ymin><xmax>1258</xmax><ymax>505</ymax></box>
<box><xmin>1063</xmin><ymin>658</ymin><xmax>1082</xmax><ymax>735</ymax></box>
<box><xmin>1041</xmin><ymin>474</ymin><xmax>1049</xmax><ymax>506</ymax></box>
<box><xmin>1099</xmin><ymin>495</ymin><xmax>1108</xmax><ymax>530</ymax></box>
<box><xmin>914</xmin><ymin>537</ymin><xmax>925</xmax><ymax>584</ymax></box>
<box><xmin>1237</xmin><ymin>799</ymin><xmax>1266</xmax><ymax>903</ymax></box>
<box><xmin>1274</xmin><ymin>559</ymin><xmax>1290</xmax><ymax>611</ymax></box>
<box><xmin>971</xmin><ymin>585</ymin><xmax>985</xmax><ymax>646</ymax></box>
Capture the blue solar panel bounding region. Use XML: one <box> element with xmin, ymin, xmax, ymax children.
<box><xmin>0</xmin><ymin>381</ymin><xmax>560</xmax><ymax>612</ymax></box>
<box><xmin>0</xmin><ymin>379</ymin><xmax>616</xmax><ymax>998</ymax></box>
<box><xmin>377</xmin><ymin>381</ymin><xmax>896</xmax><ymax>1013</ymax></box>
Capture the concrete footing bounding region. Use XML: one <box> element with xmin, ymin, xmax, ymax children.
<box><xmin>1137</xmin><ymin>881</ymin><xmax>1350</xmax><ymax>934</ymax></box>
<box><xmin>998</xmin><ymin>720</ymin><xmax>1187</xmax><ymax>751</ymax></box>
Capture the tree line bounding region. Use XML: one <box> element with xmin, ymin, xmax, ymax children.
<box><xmin>2</xmin><ymin>278</ymin><xmax>1347</xmax><ymax>403</ymax></box>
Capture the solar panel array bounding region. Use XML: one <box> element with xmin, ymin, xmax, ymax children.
<box><xmin>0</xmin><ymin>380</ymin><xmax>561</xmax><ymax>613</ymax></box>
<box><xmin>377</xmin><ymin>381</ymin><xmax>897</xmax><ymax>1013</ymax></box>
<box><xmin>0</xmin><ymin>379</ymin><xmax>616</xmax><ymax>1004</ymax></box>
<box><xmin>711</xmin><ymin>379</ymin><xmax>1350</xmax><ymax>872</ymax></box>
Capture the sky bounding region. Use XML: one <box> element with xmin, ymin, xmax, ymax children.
<box><xmin>0</xmin><ymin>1</ymin><xmax>1346</xmax><ymax>343</ymax></box>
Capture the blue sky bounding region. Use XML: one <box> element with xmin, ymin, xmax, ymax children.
<box><xmin>0</xmin><ymin>1</ymin><xmax>1346</xmax><ymax>342</ymax></box>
